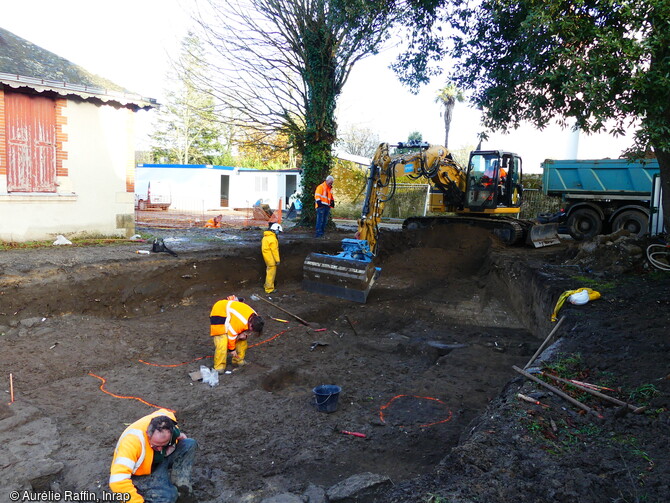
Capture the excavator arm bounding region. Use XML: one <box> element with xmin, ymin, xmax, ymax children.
<box><xmin>357</xmin><ymin>142</ymin><xmax>467</xmax><ymax>252</ymax></box>
<box><xmin>303</xmin><ymin>142</ymin><xmax>467</xmax><ymax>303</ymax></box>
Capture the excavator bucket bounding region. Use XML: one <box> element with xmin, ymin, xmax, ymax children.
<box><xmin>302</xmin><ymin>239</ymin><xmax>381</xmax><ymax>303</ymax></box>
<box><xmin>527</xmin><ymin>222</ymin><xmax>561</xmax><ymax>248</ymax></box>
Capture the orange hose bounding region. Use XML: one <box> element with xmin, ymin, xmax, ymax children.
<box><xmin>138</xmin><ymin>356</ymin><xmax>212</xmax><ymax>367</ymax></box>
<box><xmin>88</xmin><ymin>373</ymin><xmax>174</xmax><ymax>412</ymax></box>
<box><xmin>137</xmin><ymin>329</ymin><xmax>290</xmax><ymax>367</ymax></box>
<box><xmin>248</xmin><ymin>329</ymin><xmax>290</xmax><ymax>348</ymax></box>
<box><xmin>379</xmin><ymin>394</ymin><xmax>453</xmax><ymax>428</ymax></box>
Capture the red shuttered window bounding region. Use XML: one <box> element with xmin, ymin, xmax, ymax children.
<box><xmin>5</xmin><ymin>92</ymin><xmax>57</xmax><ymax>192</ymax></box>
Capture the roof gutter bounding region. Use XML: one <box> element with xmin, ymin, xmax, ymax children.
<box><xmin>0</xmin><ymin>72</ymin><xmax>158</xmax><ymax>109</ymax></box>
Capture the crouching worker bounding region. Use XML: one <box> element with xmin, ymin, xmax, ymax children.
<box><xmin>109</xmin><ymin>409</ymin><xmax>197</xmax><ymax>503</ymax></box>
<box><xmin>210</xmin><ymin>295</ymin><xmax>265</xmax><ymax>372</ymax></box>
<box><xmin>204</xmin><ymin>214</ymin><xmax>222</xmax><ymax>228</ymax></box>
<box><xmin>262</xmin><ymin>223</ymin><xmax>282</xmax><ymax>293</ymax></box>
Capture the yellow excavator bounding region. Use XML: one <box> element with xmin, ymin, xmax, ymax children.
<box><xmin>302</xmin><ymin>142</ymin><xmax>559</xmax><ymax>302</ymax></box>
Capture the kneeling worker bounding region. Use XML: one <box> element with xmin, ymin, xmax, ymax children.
<box><xmin>109</xmin><ymin>409</ymin><xmax>197</xmax><ymax>503</ymax></box>
<box><xmin>210</xmin><ymin>295</ymin><xmax>265</xmax><ymax>372</ymax></box>
<box><xmin>204</xmin><ymin>214</ymin><xmax>222</xmax><ymax>228</ymax></box>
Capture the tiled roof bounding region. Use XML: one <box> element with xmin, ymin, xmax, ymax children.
<box><xmin>0</xmin><ymin>27</ymin><xmax>156</xmax><ymax>109</ymax></box>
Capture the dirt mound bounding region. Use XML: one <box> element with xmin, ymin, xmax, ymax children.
<box><xmin>565</xmin><ymin>229</ymin><xmax>650</xmax><ymax>276</ymax></box>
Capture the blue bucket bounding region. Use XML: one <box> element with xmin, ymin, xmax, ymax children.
<box><xmin>313</xmin><ymin>385</ymin><xmax>341</xmax><ymax>413</ymax></box>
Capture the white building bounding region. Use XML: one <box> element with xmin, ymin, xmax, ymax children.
<box><xmin>135</xmin><ymin>164</ymin><xmax>301</xmax><ymax>212</ymax></box>
<box><xmin>0</xmin><ymin>27</ymin><xmax>155</xmax><ymax>242</ymax></box>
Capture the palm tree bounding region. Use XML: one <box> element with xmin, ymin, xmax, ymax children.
<box><xmin>435</xmin><ymin>83</ymin><xmax>464</xmax><ymax>148</ymax></box>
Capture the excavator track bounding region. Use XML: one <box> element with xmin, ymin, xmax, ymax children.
<box><xmin>402</xmin><ymin>215</ymin><xmax>529</xmax><ymax>246</ymax></box>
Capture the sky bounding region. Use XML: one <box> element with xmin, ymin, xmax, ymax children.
<box><xmin>2</xmin><ymin>0</ymin><xmax>635</xmax><ymax>174</ymax></box>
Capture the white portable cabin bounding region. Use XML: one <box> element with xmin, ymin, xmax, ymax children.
<box><xmin>135</xmin><ymin>164</ymin><xmax>302</xmax><ymax>212</ymax></box>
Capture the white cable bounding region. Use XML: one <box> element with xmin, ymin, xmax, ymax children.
<box><xmin>646</xmin><ymin>243</ymin><xmax>670</xmax><ymax>271</ymax></box>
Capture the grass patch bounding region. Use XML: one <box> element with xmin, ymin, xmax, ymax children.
<box><xmin>424</xmin><ymin>494</ymin><xmax>449</xmax><ymax>503</ymax></box>
<box><xmin>523</xmin><ymin>414</ymin><xmax>604</xmax><ymax>454</ymax></box>
<box><xmin>628</xmin><ymin>384</ymin><xmax>659</xmax><ymax>405</ymax></box>
<box><xmin>569</xmin><ymin>275</ymin><xmax>617</xmax><ymax>292</ymax></box>
<box><xmin>613</xmin><ymin>435</ymin><xmax>655</xmax><ymax>466</ymax></box>
<box><xmin>542</xmin><ymin>353</ymin><xmax>584</xmax><ymax>379</ymax></box>
<box><xmin>0</xmin><ymin>233</ymin><xmax>152</xmax><ymax>251</ymax></box>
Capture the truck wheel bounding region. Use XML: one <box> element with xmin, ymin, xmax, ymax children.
<box><xmin>138</xmin><ymin>200</ymin><xmax>146</xmax><ymax>211</ymax></box>
<box><xmin>612</xmin><ymin>210</ymin><xmax>648</xmax><ymax>237</ymax></box>
<box><xmin>567</xmin><ymin>208</ymin><xmax>602</xmax><ymax>241</ymax></box>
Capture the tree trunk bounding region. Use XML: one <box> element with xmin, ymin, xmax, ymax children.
<box><xmin>443</xmin><ymin>101</ymin><xmax>454</xmax><ymax>149</ymax></box>
<box><xmin>296</xmin><ymin>18</ymin><xmax>339</xmax><ymax>227</ymax></box>
<box><xmin>299</xmin><ymin>134</ymin><xmax>335</xmax><ymax>226</ymax></box>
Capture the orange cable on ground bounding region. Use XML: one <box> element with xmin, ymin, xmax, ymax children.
<box><xmin>136</xmin><ymin>330</ymin><xmax>290</xmax><ymax>368</ymax></box>
<box><xmin>88</xmin><ymin>373</ymin><xmax>174</xmax><ymax>412</ymax></box>
<box><xmin>249</xmin><ymin>329</ymin><xmax>290</xmax><ymax>348</ymax></box>
<box><xmin>8</xmin><ymin>373</ymin><xmax>14</xmax><ymax>405</ymax></box>
<box><xmin>138</xmin><ymin>355</ymin><xmax>212</xmax><ymax>368</ymax></box>
<box><xmin>379</xmin><ymin>394</ymin><xmax>453</xmax><ymax>428</ymax></box>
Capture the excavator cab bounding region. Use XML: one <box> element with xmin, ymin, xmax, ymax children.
<box><xmin>465</xmin><ymin>151</ymin><xmax>523</xmax><ymax>212</ymax></box>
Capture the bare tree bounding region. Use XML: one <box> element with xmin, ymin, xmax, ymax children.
<box><xmin>335</xmin><ymin>123</ymin><xmax>380</xmax><ymax>158</ymax></box>
<box><xmin>150</xmin><ymin>32</ymin><xmax>223</xmax><ymax>164</ymax></box>
<box><xmin>435</xmin><ymin>82</ymin><xmax>464</xmax><ymax>149</ymax></box>
<box><xmin>193</xmin><ymin>0</ymin><xmax>398</xmax><ymax>223</ymax></box>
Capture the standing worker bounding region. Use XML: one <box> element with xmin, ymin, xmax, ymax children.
<box><xmin>210</xmin><ymin>296</ymin><xmax>265</xmax><ymax>372</ymax></box>
<box><xmin>109</xmin><ymin>409</ymin><xmax>197</xmax><ymax>503</ymax></box>
<box><xmin>262</xmin><ymin>223</ymin><xmax>282</xmax><ymax>294</ymax></box>
<box><xmin>314</xmin><ymin>175</ymin><xmax>335</xmax><ymax>238</ymax></box>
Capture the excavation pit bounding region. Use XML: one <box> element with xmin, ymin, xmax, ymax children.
<box><xmin>0</xmin><ymin>226</ymin><xmax>542</xmax><ymax>498</ymax></box>
<box><xmin>1</xmin><ymin>224</ymin><xmax>667</xmax><ymax>502</ymax></box>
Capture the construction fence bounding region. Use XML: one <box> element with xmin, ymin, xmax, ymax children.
<box><xmin>519</xmin><ymin>189</ymin><xmax>562</xmax><ymax>220</ymax></box>
<box><xmin>134</xmin><ymin>189</ymin><xmax>561</xmax><ymax>229</ymax></box>
<box><xmin>135</xmin><ymin>205</ymin><xmax>286</xmax><ymax>230</ymax></box>
<box><xmin>370</xmin><ymin>185</ymin><xmax>562</xmax><ymax>221</ymax></box>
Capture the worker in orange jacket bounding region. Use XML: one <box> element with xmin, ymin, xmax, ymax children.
<box><xmin>262</xmin><ymin>223</ymin><xmax>282</xmax><ymax>293</ymax></box>
<box><xmin>314</xmin><ymin>175</ymin><xmax>334</xmax><ymax>237</ymax></box>
<box><xmin>210</xmin><ymin>296</ymin><xmax>265</xmax><ymax>371</ymax></box>
<box><xmin>109</xmin><ymin>409</ymin><xmax>197</xmax><ymax>503</ymax></box>
<box><xmin>204</xmin><ymin>214</ymin><xmax>222</xmax><ymax>228</ymax></box>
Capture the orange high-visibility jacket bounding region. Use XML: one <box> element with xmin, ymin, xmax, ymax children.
<box><xmin>314</xmin><ymin>181</ymin><xmax>333</xmax><ymax>208</ymax></box>
<box><xmin>210</xmin><ymin>300</ymin><xmax>257</xmax><ymax>350</ymax></box>
<box><xmin>109</xmin><ymin>409</ymin><xmax>178</xmax><ymax>503</ymax></box>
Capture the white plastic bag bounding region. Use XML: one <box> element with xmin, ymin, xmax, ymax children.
<box><xmin>53</xmin><ymin>235</ymin><xmax>72</xmax><ymax>245</ymax></box>
<box><xmin>200</xmin><ymin>365</ymin><xmax>219</xmax><ymax>387</ymax></box>
<box><xmin>568</xmin><ymin>289</ymin><xmax>590</xmax><ymax>305</ymax></box>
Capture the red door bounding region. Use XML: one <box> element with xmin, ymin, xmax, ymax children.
<box><xmin>5</xmin><ymin>92</ymin><xmax>57</xmax><ymax>192</ymax></box>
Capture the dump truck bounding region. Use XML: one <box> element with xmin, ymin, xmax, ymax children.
<box><xmin>541</xmin><ymin>158</ymin><xmax>660</xmax><ymax>241</ymax></box>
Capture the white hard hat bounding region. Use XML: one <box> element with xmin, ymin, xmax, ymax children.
<box><xmin>568</xmin><ymin>289</ymin><xmax>590</xmax><ymax>305</ymax></box>
<box><xmin>270</xmin><ymin>223</ymin><xmax>283</xmax><ymax>233</ymax></box>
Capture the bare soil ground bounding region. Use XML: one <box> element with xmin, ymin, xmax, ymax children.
<box><xmin>0</xmin><ymin>222</ymin><xmax>668</xmax><ymax>503</ymax></box>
